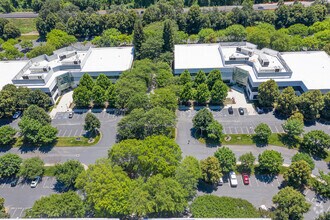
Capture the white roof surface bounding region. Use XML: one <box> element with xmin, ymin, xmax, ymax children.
<box><xmin>0</xmin><ymin>61</ymin><xmax>28</xmax><ymax>90</ymax></box>
<box><xmin>174</xmin><ymin>44</ymin><xmax>224</xmax><ymax>70</ymax></box>
<box><xmin>81</xmin><ymin>47</ymin><xmax>134</xmax><ymax>73</ymax></box>
<box><xmin>281</xmin><ymin>51</ymin><xmax>330</xmax><ymax>90</ymax></box>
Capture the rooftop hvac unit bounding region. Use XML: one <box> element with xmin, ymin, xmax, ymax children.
<box><xmin>61</xmin><ymin>59</ymin><xmax>81</xmax><ymax>65</ymax></box>
<box><xmin>236</xmin><ymin>47</ymin><xmax>242</xmax><ymax>52</ymax></box>
<box><xmin>59</xmin><ymin>51</ymin><xmax>77</xmax><ymax>60</ymax></box>
<box><xmin>30</xmin><ymin>64</ymin><xmax>51</xmax><ymax>73</ymax></box>
<box><xmin>240</xmin><ymin>47</ymin><xmax>254</xmax><ymax>56</ymax></box>
<box><xmin>258</xmin><ymin>54</ymin><xmax>270</xmax><ymax>67</ymax></box>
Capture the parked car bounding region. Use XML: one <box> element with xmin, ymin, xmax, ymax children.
<box><xmin>68</xmin><ymin>112</ymin><xmax>74</xmax><ymax>118</ymax></box>
<box><xmin>228</xmin><ymin>106</ymin><xmax>233</xmax><ymax>114</ymax></box>
<box><xmin>12</xmin><ymin>111</ymin><xmax>22</xmax><ymax>119</ymax></box>
<box><xmin>229</xmin><ymin>171</ymin><xmax>238</xmax><ymax>187</ymax></box>
<box><xmin>242</xmin><ymin>173</ymin><xmax>250</xmax><ymax>185</ymax></box>
<box><xmin>238</xmin><ymin>107</ymin><xmax>244</xmax><ymax>115</ymax></box>
<box><xmin>10</xmin><ymin>178</ymin><xmax>19</xmax><ymax>187</ymax></box>
<box><xmin>257</xmin><ymin>6</ymin><xmax>264</xmax><ymax>10</ymax></box>
<box><xmin>218</xmin><ymin>177</ymin><xmax>224</xmax><ymax>186</ymax></box>
<box><xmin>30</xmin><ymin>176</ymin><xmax>41</xmax><ymax>188</ymax></box>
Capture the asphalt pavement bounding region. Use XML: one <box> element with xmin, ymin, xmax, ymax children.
<box><xmin>198</xmin><ymin>174</ymin><xmax>329</xmax><ymax>219</ymax></box>
<box><xmin>0</xmin><ymin>176</ymin><xmax>59</xmax><ymax>218</ymax></box>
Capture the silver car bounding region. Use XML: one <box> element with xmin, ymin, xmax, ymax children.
<box><xmin>229</xmin><ymin>171</ymin><xmax>238</xmax><ymax>187</ymax></box>
<box><xmin>30</xmin><ymin>176</ymin><xmax>41</xmax><ymax>188</ymax></box>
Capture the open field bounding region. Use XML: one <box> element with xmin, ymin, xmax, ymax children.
<box><xmin>7</xmin><ymin>18</ymin><xmax>36</xmax><ymax>34</ymax></box>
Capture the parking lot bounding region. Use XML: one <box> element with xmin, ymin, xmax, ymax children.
<box><xmin>0</xmin><ymin>177</ymin><xmax>58</xmax><ymax>218</ymax></box>
<box><xmin>198</xmin><ymin>174</ymin><xmax>330</xmax><ymax>219</ymax></box>
<box><xmin>52</xmin><ymin>110</ymin><xmax>121</xmax><ymax>137</ymax></box>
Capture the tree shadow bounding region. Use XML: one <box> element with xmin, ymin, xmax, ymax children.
<box><xmin>52</xmin><ymin>181</ymin><xmax>68</xmax><ymax>193</ymax></box>
<box><xmin>252</xmin><ymin>136</ymin><xmax>268</xmax><ymax>147</ymax></box>
<box><xmin>18</xmin><ymin>139</ymin><xmax>56</xmax><ymax>154</ymax></box>
<box><xmin>197</xmin><ymin>179</ymin><xmax>217</xmax><ymax>193</ymax></box>
<box><xmin>278</xmin><ymin>134</ymin><xmax>299</xmax><ymax>149</ymax></box>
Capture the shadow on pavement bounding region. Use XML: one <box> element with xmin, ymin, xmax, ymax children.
<box><xmin>197</xmin><ymin>180</ymin><xmax>217</xmax><ymax>194</ymax></box>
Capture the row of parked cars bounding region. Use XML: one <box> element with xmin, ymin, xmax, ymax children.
<box><xmin>218</xmin><ymin>172</ymin><xmax>249</xmax><ymax>187</ymax></box>
<box><xmin>9</xmin><ymin>176</ymin><xmax>41</xmax><ymax>188</ymax></box>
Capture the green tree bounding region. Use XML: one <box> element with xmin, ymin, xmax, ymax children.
<box><xmin>92</xmin><ymin>85</ymin><xmax>106</xmax><ymax>107</ymax></box>
<box><xmin>272</xmin><ymin>187</ymin><xmax>310</xmax><ymax>220</ymax></box>
<box><xmin>186</xmin><ymin>5</ymin><xmax>203</xmax><ymax>34</ymax></box>
<box><xmin>117</xmin><ymin>108</ymin><xmax>146</xmax><ymax>140</ymax></box>
<box><xmin>163</xmin><ymin>19</ymin><xmax>174</xmax><ymax>52</ymax></box>
<box><xmin>291</xmin><ymin>152</ymin><xmax>315</xmax><ymax>170</ymax></box>
<box><xmin>19</xmin><ymin>157</ymin><xmax>45</xmax><ymax>180</ymax></box>
<box><xmin>27</xmin><ymin>89</ymin><xmax>51</xmax><ymax>110</ymax></box>
<box><xmin>84</xmin><ymin>113</ymin><xmax>101</xmax><ymax>135</ymax></box>
<box><xmin>316</xmin><ymin>212</ymin><xmax>330</xmax><ymax>220</ymax></box>
<box><xmin>127</xmin><ymin>92</ymin><xmax>150</xmax><ymax>113</ymax></box>
<box><xmin>214</xmin><ymin>147</ymin><xmax>236</xmax><ymax>173</ymax></box>
<box><xmin>133</xmin><ymin>19</ymin><xmax>145</xmax><ymax>59</ymax></box>
<box><xmin>26</xmin><ymin>44</ymin><xmax>55</xmax><ymax>59</ymax></box>
<box><xmin>105</xmin><ymin>84</ymin><xmax>116</xmax><ymax>107</ymax></box>
<box><xmin>179</xmin><ymin>70</ymin><xmax>192</xmax><ymax>85</ymax></box>
<box><xmin>46</xmin><ymin>29</ymin><xmax>77</xmax><ymax>49</ymax></box>
<box><xmin>0</xmin><ymin>125</ymin><xmax>16</xmax><ymax>145</ymax></box>
<box><xmin>95</xmin><ymin>74</ymin><xmax>111</xmax><ymax>90</ymax></box>
<box><xmin>0</xmin><ymin>153</ymin><xmax>22</xmax><ymax>178</ymax></box>
<box><xmin>79</xmin><ymin>73</ymin><xmax>94</xmax><ymax>91</ymax></box>
<box><xmin>129</xmin><ymin>175</ymin><xmax>187</xmax><ymax>217</ymax></box>
<box><xmin>238</xmin><ymin>152</ymin><xmax>256</xmax><ymax>173</ymax></box>
<box><xmin>254</xmin><ymin>123</ymin><xmax>272</xmax><ymax>145</ymax></box>
<box><xmin>275</xmin><ymin>86</ymin><xmax>297</xmax><ymax>116</ymax></box>
<box><xmin>284</xmin><ymin>160</ymin><xmax>311</xmax><ymax>190</ymax></box>
<box><xmin>282</xmin><ymin>118</ymin><xmax>304</xmax><ymax>146</ymax></box>
<box><xmin>206</xmin><ymin>69</ymin><xmax>222</xmax><ymax>90</ymax></box>
<box><xmin>192</xmin><ymin>108</ymin><xmax>214</xmax><ymax>135</ymax></box>
<box><xmin>206</xmin><ymin>120</ymin><xmax>223</xmax><ymax>141</ymax></box>
<box><xmin>322</xmin><ymin>92</ymin><xmax>330</xmax><ymax>119</ymax></box>
<box><xmin>200</xmin><ymin>156</ymin><xmax>222</xmax><ymax>185</ymax></box>
<box><xmin>144</xmin><ymin>107</ymin><xmax>176</xmax><ymax>138</ymax></box>
<box><xmin>258</xmin><ymin>79</ymin><xmax>279</xmax><ymax>107</ymax></box>
<box><xmin>0</xmin><ymin>197</ymin><xmax>9</xmax><ymax>218</ymax></box>
<box><xmin>22</xmin><ymin>105</ymin><xmax>51</xmax><ymax>125</ymax></box>
<box><xmin>258</xmin><ymin>150</ymin><xmax>283</xmax><ymax>174</ymax></box>
<box><xmin>75</xmin><ymin>160</ymin><xmax>132</xmax><ymax>217</ymax></box>
<box><xmin>180</xmin><ymin>82</ymin><xmax>194</xmax><ymax>103</ymax></box>
<box><xmin>297</xmin><ymin>90</ymin><xmax>324</xmax><ymax>121</ymax></box>
<box><xmin>54</xmin><ymin>160</ymin><xmax>84</xmax><ymax>189</ymax></box>
<box><xmin>247</xmin><ymin>27</ymin><xmax>270</xmax><ymax>48</ymax></box>
<box><xmin>175</xmin><ymin>156</ymin><xmax>202</xmax><ymax>200</ymax></box>
<box><xmin>19</xmin><ymin>118</ymin><xmax>42</xmax><ymax>144</ymax></box>
<box><xmin>224</xmin><ymin>24</ymin><xmax>247</xmax><ymax>41</ymax></box>
<box><xmin>109</xmin><ymin>135</ymin><xmax>182</xmax><ymax>178</ymax></box>
<box><xmin>300</xmin><ymin>130</ymin><xmax>330</xmax><ymax>158</ymax></box>
<box><xmin>150</xmin><ymin>88</ymin><xmax>177</xmax><ymax>112</ymax></box>
<box><xmin>210</xmin><ymin>80</ymin><xmax>228</xmax><ymax>104</ymax></box>
<box><xmin>25</xmin><ymin>191</ymin><xmax>86</xmax><ymax>218</ymax></box>
<box><xmin>191</xmin><ymin>195</ymin><xmax>260</xmax><ymax>218</ymax></box>
<box><xmin>73</xmin><ymin>86</ymin><xmax>92</xmax><ymax>107</ymax></box>
<box><xmin>195</xmin><ymin>83</ymin><xmax>210</xmax><ymax>104</ymax></box>
<box><xmin>37</xmin><ymin>125</ymin><xmax>58</xmax><ymax>145</ymax></box>
<box><xmin>313</xmin><ymin>171</ymin><xmax>330</xmax><ymax>199</ymax></box>
<box><xmin>194</xmin><ymin>70</ymin><xmax>207</xmax><ymax>88</ymax></box>
<box><xmin>3</xmin><ymin>22</ymin><xmax>21</xmax><ymax>40</ymax></box>
<box><xmin>20</xmin><ymin>40</ymin><xmax>33</xmax><ymax>50</ymax></box>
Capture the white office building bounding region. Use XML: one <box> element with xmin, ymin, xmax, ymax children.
<box><xmin>0</xmin><ymin>45</ymin><xmax>134</xmax><ymax>103</ymax></box>
<box><xmin>174</xmin><ymin>42</ymin><xmax>330</xmax><ymax>100</ymax></box>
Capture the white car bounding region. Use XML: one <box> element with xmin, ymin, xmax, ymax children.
<box><xmin>30</xmin><ymin>176</ymin><xmax>41</xmax><ymax>188</ymax></box>
<box><xmin>229</xmin><ymin>171</ymin><xmax>238</xmax><ymax>187</ymax></box>
<box><xmin>12</xmin><ymin>111</ymin><xmax>22</xmax><ymax>119</ymax></box>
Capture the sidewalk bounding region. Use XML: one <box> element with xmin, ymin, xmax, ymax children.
<box><xmin>49</xmin><ymin>91</ymin><xmax>73</xmax><ymax>119</ymax></box>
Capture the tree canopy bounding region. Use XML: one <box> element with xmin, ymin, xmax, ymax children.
<box><xmin>200</xmin><ymin>156</ymin><xmax>222</xmax><ymax>185</ymax></box>
<box><xmin>258</xmin><ymin>79</ymin><xmax>279</xmax><ymax>107</ymax></box>
<box><xmin>0</xmin><ymin>153</ymin><xmax>22</xmax><ymax>178</ymax></box>
<box><xmin>54</xmin><ymin>160</ymin><xmax>84</xmax><ymax>189</ymax></box>
<box><xmin>214</xmin><ymin>147</ymin><xmax>236</xmax><ymax>173</ymax></box>
<box><xmin>258</xmin><ymin>150</ymin><xmax>283</xmax><ymax>174</ymax></box>
<box><xmin>19</xmin><ymin>157</ymin><xmax>45</xmax><ymax>180</ymax></box>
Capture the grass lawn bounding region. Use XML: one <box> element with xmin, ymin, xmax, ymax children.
<box><xmin>44</xmin><ymin>166</ymin><xmax>56</xmax><ymax>176</ymax></box>
<box><xmin>13</xmin><ymin>134</ymin><xmax>101</xmax><ymax>148</ymax></box>
<box><xmin>7</xmin><ymin>18</ymin><xmax>37</xmax><ymax>34</ymax></box>
<box><xmin>221</xmin><ymin>133</ymin><xmax>285</xmax><ymax>147</ymax></box>
<box><xmin>19</xmin><ymin>35</ymin><xmax>39</xmax><ymax>41</ymax></box>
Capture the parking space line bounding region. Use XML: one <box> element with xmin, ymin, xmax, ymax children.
<box><xmin>10</xmin><ymin>208</ymin><xmax>17</xmax><ymax>217</ymax></box>
<box><xmin>274</xmin><ymin>126</ymin><xmax>279</xmax><ymax>133</ymax></box>
<box><xmin>67</xmin><ymin>129</ymin><xmax>73</xmax><ymax>137</ymax></box>
<box><xmin>62</xmin><ymin>130</ymin><xmax>68</xmax><ymax>137</ymax></box>
<box><xmin>239</xmin><ymin>127</ymin><xmax>243</xmax><ymax>134</ymax></box>
<box><xmin>275</xmin><ymin>177</ymin><xmax>280</xmax><ymax>186</ymax></box>
<box><xmin>18</xmin><ymin>208</ymin><xmax>25</xmax><ymax>217</ymax></box>
<box><xmin>74</xmin><ymin>129</ymin><xmax>79</xmax><ymax>137</ymax></box>
<box><xmin>57</xmin><ymin>130</ymin><xmax>64</xmax><ymax>137</ymax></box>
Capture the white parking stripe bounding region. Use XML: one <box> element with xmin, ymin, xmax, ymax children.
<box><xmin>10</xmin><ymin>208</ymin><xmax>17</xmax><ymax>217</ymax></box>
<box><xmin>58</xmin><ymin>130</ymin><xmax>64</xmax><ymax>137</ymax></box>
<box><xmin>62</xmin><ymin>130</ymin><xmax>67</xmax><ymax>137</ymax></box>
<box><xmin>67</xmin><ymin>129</ymin><xmax>73</xmax><ymax>137</ymax></box>
<box><xmin>74</xmin><ymin>129</ymin><xmax>79</xmax><ymax>136</ymax></box>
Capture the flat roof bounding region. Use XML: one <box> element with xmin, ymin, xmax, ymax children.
<box><xmin>0</xmin><ymin>61</ymin><xmax>28</xmax><ymax>89</ymax></box>
<box><xmin>81</xmin><ymin>47</ymin><xmax>134</xmax><ymax>73</ymax></box>
<box><xmin>281</xmin><ymin>51</ymin><xmax>330</xmax><ymax>90</ymax></box>
<box><xmin>174</xmin><ymin>44</ymin><xmax>224</xmax><ymax>70</ymax></box>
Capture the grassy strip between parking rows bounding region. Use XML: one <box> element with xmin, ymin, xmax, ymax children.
<box><xmin>44</xmin><ymin>166</ymin><xmax>56</xmax><ymax>176</ymax></box>
<box><xmin>13</xmin><ymin>134</ymin><xmax>101</xmax><ymax>148</ymax></box>
<box><xmin>198</xmin><ymin>133</ymin><xmax>286</xmax><ymax>147</ymax></box>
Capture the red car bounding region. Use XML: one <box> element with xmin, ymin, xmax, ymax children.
<box><xmin>242</xmin><ymin>173</ymin><xmax>249</xmax><ymax>185</ymax></box>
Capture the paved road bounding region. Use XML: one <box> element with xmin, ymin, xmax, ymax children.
<box><xmin>198</xmin><ymin>174</ymin><xmax>329</xmax><ymax>219</ymax></box>
<box><xmin>176</xmin><ymin>109</ymin><xmax>329</xmax><ymax>175</ymax></box>
<box><xmin>0</xmin><ymin>1</ymin><xmax>315</xmax><ymax>18</ymax></box>
<box><xmin>0</xmin><ymin>177</ymin><xmax>59</xmax><ymax>218</ymax></box>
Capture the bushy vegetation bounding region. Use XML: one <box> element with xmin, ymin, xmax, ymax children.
<box><xmin>190</xmin><ymin>195</ymin><xmax>260</xmax><ymax>218</ymax></box>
